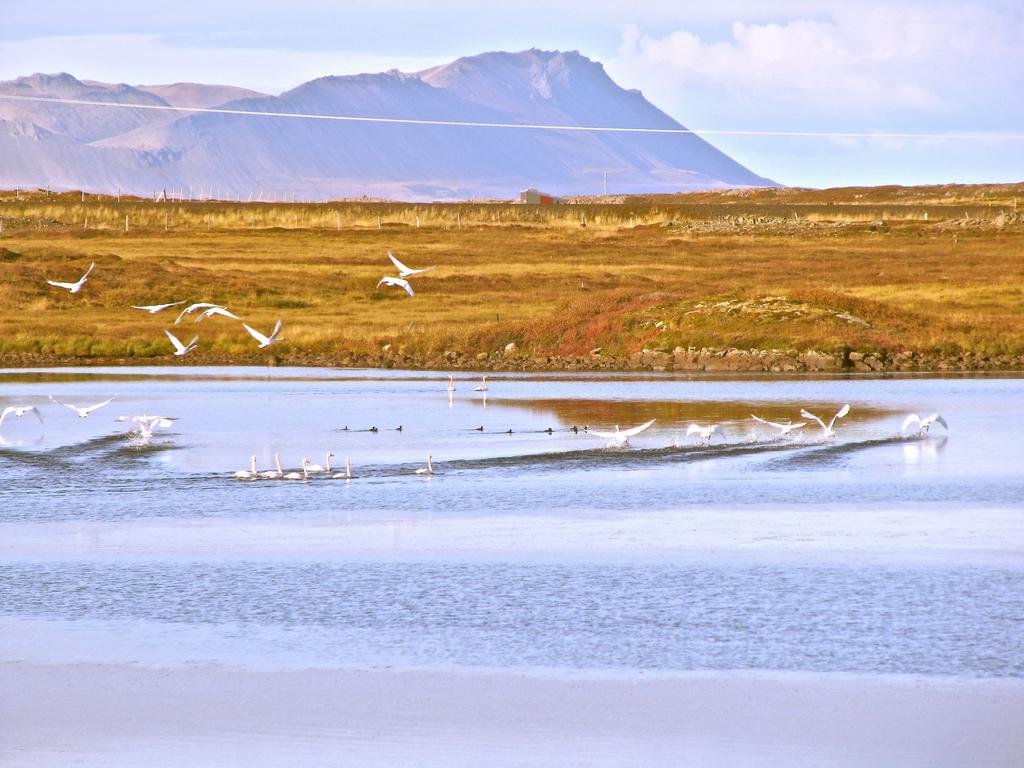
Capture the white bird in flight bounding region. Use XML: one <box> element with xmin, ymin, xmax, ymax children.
<box><xmin>590</xmin><ymin>419</ymin><xmax>656</xmax><ymax>449</ymax></box>
<box><xmin>48</xmin><ymin>395</ymin><xmax>114</xmax><ymax>418</ymax></box>
<box><xmin>686</xmin><ymin>423</ymin><xmax>721</xmax><ymax>443</ymax></box>
<box><xmin>194</xmin><ymin>306</ymin><xmax>242</xmax><ymax>323</ymax></box>
<box><xmin>0</xmin><ymin>405</ymin><xmax>44</xmax><ymax>428</ymax></box>
<box><xmin>751</xmin><ymin>414</ymin><xmax>807</xmax><ymax>436</ymax></box>
<box><xmin>800</xmin><ymin>404</ymin><xmax>851</xmax><ymax>438</ymax></box>
<box><xmin>388</xmin><ymin>250</ymin><xmax>434</xmax><ymax>278</ymax></box>
<box><xmin>242</xmin><ymin>319</ymin><xmax>284</xmax><ymax>348</ymax></box>
<box><xmin>415</xmin><ymin>454</ymin><xmax>435</xmax><ymax>475</ymax></box>
<box><xmin>175</xmin><ymin>303</ymin><xmax>223</xmax><ymax>325</ymax></box>
<box><xmin>165</xmin><ymin>330</ymin><xmax>198</xmax><ymax>356</ymax></box>
<box><xmin>115</xmin><ymin>414</ymin><xmax>176</xmax><ymax>440</ymax></box>
<box><xmin>901</xmin><ymin>413</ymin><xmax>948</xmax><ymax>436</ymax></box>
<box><xmin>377</xmin><ymin>276</ymin><xmax>415</xmax><ymax>297</ymax></box>
<box><xmin>47</xmin><ymin>262</ymin><xmax>94</xmax><ymax>294</ymax></box>
<box><xmin>131</xmin><ymin>300</ymin><xmax>186</xmax><ymax>314</ymax></box>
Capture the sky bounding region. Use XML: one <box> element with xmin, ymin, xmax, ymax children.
<box><xmin>1</xmin><ymin>0</ymin><xmax>1021</xmax><ymax>188</ymax></box>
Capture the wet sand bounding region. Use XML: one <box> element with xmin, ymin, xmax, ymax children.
<box><xmin>2</xmin><ymin>662</ymin><xmax>1022</xmax><ymax>768</ymax></box>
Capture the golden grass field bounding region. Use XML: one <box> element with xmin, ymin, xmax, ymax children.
<box><xmin>1</xmin><ymin>183</ymin><xmax>1022</xmax><ymax>370</ymax></box>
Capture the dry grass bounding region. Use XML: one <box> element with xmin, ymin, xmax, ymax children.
<box><xmin>0</xmin><ymin>185</ymin><xmax>1022</xmax><ymax>366</ymax></box>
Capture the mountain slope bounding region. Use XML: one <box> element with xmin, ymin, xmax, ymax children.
<box><xmin>0</xmin><ymin>50</ymin><xmax>776</xmax><ymax>199</ymax></box>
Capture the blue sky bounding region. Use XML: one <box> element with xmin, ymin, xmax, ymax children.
<box><xmin>2</xmin><ymin>0</ymin><xmax>1021</xmax><ymax>187</ymax></box>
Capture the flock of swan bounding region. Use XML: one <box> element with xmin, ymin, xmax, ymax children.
<box><xmin>44</xmin><ymin>249</ymin><xmax>433</xmax><ymax>358</ymax></box>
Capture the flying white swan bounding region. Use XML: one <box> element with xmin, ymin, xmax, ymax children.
<box><xmin>589</xmin><ymin>419</ymin><xmax>656</xmax><ymax>449</ymax></box>
<box><xmin>474</xmin><ymin>376</ymin><xmax>488</xmax><ymax>392</ymax></box>
<box><xmin>332</xmin><ymin>458</ymin><xmax>355</xmax><ymax>480</ymax></box>
<box><xmin>115</xmin><ymin>414</ymin><xmax>176</xmax><ymax>440</ymax></box>
<box><xmin>901</xmin><ymin>413</ymin><xmax>948</xmax><ymax>436</ymax></box>
<box><xmin>233</xmin><ymin>455</ymin><xmax>258</xmax><ymax>479</ymax></box>
<box><xmin>751</xmin><ymin>414</ymin><xmax>806</xmax><ymax>436</ymax></box>
<box><xmin>686</xmin><ymin>423</ymin><xmax>721</xmax><ymax>443</ymax></box>
<box><xmin>415</xmin><ymin>454</ymin><xmax>435</xmax><ymax>475</ymax></box>
<box><xmin>283</xmin><ymin>458</ymin><xmax>311</xmax><ymax>480</ymax></box>
<box><xmin>800</xmin><ymin>404</ymin><xmax>851</xmax><ymax>438</ymax></box>
<box><xmin>0</xmin><ymin>405</ymin><xmax>43</xmax><ymax>428</ymax></box>
<box><xmin>165</xmin><ymin>329</ymin><xmax>198</xmax><ymax>356</ymax></box>
<box><xmin>377</xmin><ymin>276</ymin><xmax>415</xmax><ymax>297</ymax></box>
<box><xmin>195</xmin><ymin>306</ymin><xmax>242</xmax><ymax>322</ymax></box>
<box><xmin>47</xmin><ymin>262</ymin><xmax>94</xmax><ymax>294</ymax></box>
<box><xmin>242</xmin><ymin>319</ymin><xmax>284</xmax><ymax>349</ymax></box>
<box><xmin>175</xmin><ymin>303</ymin><xmax>223</xmax><ymax>325</ymax></box>
<box><xmin>306</xmin><ymin>452</ymin><xmax>334</xmax><ymax>473</ymax></box>
<box><xmin>388</xmin><ymin>250</ymin><xmax>434</xmax><ymax>278</ymax></box>
<box><xmin>131</xmin><ymin>300</ymin><xmax>185</xmax><ymax>314</ymax></box>
<box><xmin>260</xmin><ymin>453</ymin><xmax>284</xmax><ymax>479</ymax></box>
<box><xmin>48</xmin><ymin>395</ymin><xmax>114</xmax><ymax>418</ymax></box>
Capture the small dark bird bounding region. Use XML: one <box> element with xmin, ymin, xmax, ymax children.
<box><xmin>571</xmin><ymin>425</ymin><xmax>579</xmax><ymax>433</ymax></box>
<box><xmin>341</xmin><ymin>426</ymin><xmax>349</xmax><ymax>431</ymax></box>
<box><xmin>395</xmin><ymin>425</ymin><xmax>403</xmax><ymax>432</ymax></box>
<box><xmin>370</xmin><ymin>426</ymin><xmax>379</xmax><ymax>433</ymax></box>
<box><xmin>506</xmin><ymin>429</ymin><xmax>513</xmax><ymax>434</ymax></box>
<box><xmin>474</xmin><ymin>426</ymin><xmax>484</xmax><ymax>432</ymax></box>
<box><xmin>544</xmin><ymin>427</ymin><xmax>553</xmax><ymax>434</ymax></box>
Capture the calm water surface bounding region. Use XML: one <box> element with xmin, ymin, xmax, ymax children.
<box><xmin>1</xmin><ymin>367</ymin><xmax>1022</xmax><ymax>677</ymax></box>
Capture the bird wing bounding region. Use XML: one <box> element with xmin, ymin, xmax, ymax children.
<box><xmin>398</xmin><ymin>279</ymin><xmax>414</xmax><ymax>296</ymax></box>
<box><xmin>387</xmin><ymin>251</ymin><xmax>413</xmax><ymax>274</ymax></box>
<box><xmin>619</xmin><ymin>419</ymin><xmax>656</xmax><ymax>439</ymax></box>
<box><xmin>47</xmin><ymin>280</ymin><xmax>76</xmax><ymax>290</ymax></box>
<box><xmin>175</xmin><ymin>303</ymin><xmax>217</xmax><ymax>324</ymax></box>
<box><xmin>929</xmin><ymin>414</ymin><xmax>949</xmax><ymax>430</ymax></box>
<box><xmin>0</xmin><ymin>407</ymin><xmax>12</xmax><ymax>427</ymax></box>
<box><xmin>270</xmin><ymin>319</ymin><xmax>283</xmax><ymax>339</ymax></box>
<box><xmin>686</xmin><ymin>424</ymin><xmax>702</xmax><ymax>435</ymax></box>
<box><xmin>82</xmin><ymin>397</ymin><xmax>114</xmax><ymax>415</ymax></box>
<box><xmin>49</xmin><ymin>395</ymin><xmax>81</xmax><ymax>414</ymax></box>
<box><xmin>81</xmin><ymin>262</ymin><xmax>95</xmax><ymax>281</ymax></box>
<box><xmin>27</xmin><ymin>406</ymin><xmax>43</xmax><ymax>423</ymax></box>
<box><xmin>828</xmin><ymin>404</ymin><xmax>851</xmax><ymax>430</ymax></box>
<box><xmin>751</xmin><ymin>415</ymin><xmax>786</xmax><ymax>429</ymax></box>
<box><xmin>164</xmin><ymin>330</ymin><xmax>187</xmax><ymax>353</ymax></box>
<box><xmin>588</xmin><ymin>428</ymin><xmax>619</xmax><ymax>440</ymax></box>
<box><xmin>197</xmin><ymin>307</ymin><xmax>241</xmax><ymax>322</ymax></box>
<box><xmin>242</xmin><ymin>323</ymin><xmax>271</xmax><ymax>345</ymax></box>
<box><xmin>901</xmin><ymin>414</ymin><xmax>921</xmax><ymax>433</ymax></box>
<box><xmin>800</xmin><ymin>409</ymin><xmax>828</xmax><ymax>431</ymax></box>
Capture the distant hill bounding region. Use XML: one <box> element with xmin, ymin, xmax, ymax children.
<box><xmin>0</xmin><ymin>49</ymin><xmax>777</xmax><ymax>200</ymax></box>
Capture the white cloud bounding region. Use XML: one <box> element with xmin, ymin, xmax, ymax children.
<box><xmin>609</xmin><ymin>5</ymin><xmax>1023</xmax><ymax>120</ymax></box>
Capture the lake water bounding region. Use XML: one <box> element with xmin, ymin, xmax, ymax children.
<box><xmin>1</xmin><ymin>367</ymin><xmax>1023</xmax><ymax>678</ymax></box>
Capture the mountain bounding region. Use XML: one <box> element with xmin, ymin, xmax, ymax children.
<box><xmin>0</xmin><ymin>50</ymin><xmax>776</xmax><ymax>199</ymax></box>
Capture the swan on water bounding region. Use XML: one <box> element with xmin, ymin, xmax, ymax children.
<box><xmin>283</xmin><ymin>458</ymin><xmax>311</xmax><ymax>480</ymax></box>
<box><xmin>800</xmin><ymin>404</ymin><xmax>851</xmax><ymax>438</ymax></box>
<box><xmin>195</xmin><ymin>306</ymin><xmax>242</xmax><ymax>322</ymax></box>
<box><xmin>47</xmin><ymin>262</ymin><xmax>94</xmax><ymax>294</ymax></box>
<box><xmin>307</xmin><ymin>452</ymin><xmax>334</xmax><ymax>473</ymax></box>
<box><xmin>259</xmin><ymin>453</ymin><xmax>284</xmax><ymax>479</ymax></box>
<box><xmin>415</xmin><ymin>454</ymin><xmax>434</xmax><ymax>475</ymax></box>
<box><xmin>377</xmin><ymin>276</ymin><xmax>415</xmax><ymax>297</ymax></box>
<box><xmin>901</xmin><ymin>413</ymin><xmax>948</xmax><ymax>436</ymax></box>
<box><xmin>233</xmin><ymin>455</ymin><xmax>258</xmax><ymax>479</ymax></box>
<box><xmin>175</xmin><ymin>303</ymin><xmax>223</xmax><ymax>325</ymax></box>
<box><xmin>447</xmin><ymin>375</ymin><xmax>456</xmax><ymax>392</ymax></box>
<box><xmin>0</xmin><ymin>406</ymin><xmax>43</xmax><ymax>428</ymax></box>
<box><xmin>131</xmin><ymin>300</ymin><xmax>185</xmax><ymax>314</ymax></box>
<box><xmin>331</xmin><ymin>458</ymin><xmax>355</xmax><ymax>480</ymax></box>
<box><xmin>388</xmin><ymin>250</ymin><xmax>434</xmax><ymax>278</ymax></box>
<box><xmin>49</xmin><ymin>396</ymin><xmax>114</xmax><ymax>418</ymax></box>
<box><xmin>589</xmin><ymin>419</ymin><xmax>656</xmax><ymax>449</ymax></box>
<box><xmin>686</xmin><ymin>423</ymin><xmax>721</xmax><ymax>443</ymax></box>
<box><xmin>242</xmin><ymin>319</ymin><xmax>284</xmax><ymax>349</ymax></box>
<box><xmin>165</xmin><ymin>329</ymin><xmax>198</xmax><ymax>356</ymax></box>
<box><xmin>751</xmin><ymin>414</ymin><xmax>806</xmax><ymax>436</ymax></box>
<box><xmin>474</xmin><ymin>376</ymin><xmax>488</xmax><ymax>392</ymax></box>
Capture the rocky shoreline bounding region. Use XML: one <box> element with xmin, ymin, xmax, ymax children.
<box><xmin>2</xmin><ymin>345</ymin><xmax>1022</xmax><ymax>374</ymax></box>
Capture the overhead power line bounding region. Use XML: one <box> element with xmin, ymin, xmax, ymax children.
<box><xmin>0</xmin><ymin>93</ymin><xmax>1020</xmax><ymax>140</ymax></box>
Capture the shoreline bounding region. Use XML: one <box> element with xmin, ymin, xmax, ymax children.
<box><xmin>3</xmin><ymin>661</ymin><xmax>1022</xmax><ymax>767</ymax></box>
<box><xmin>3</xmin><ymin>345</ymin><xmax>1023</xmax><ymax>374</ymax></box>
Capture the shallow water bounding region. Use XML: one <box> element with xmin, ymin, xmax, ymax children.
<box><xmin>1</xmin><ymin>367</ymin><xmax>1022</xmax><ymax>677</ymax></box>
